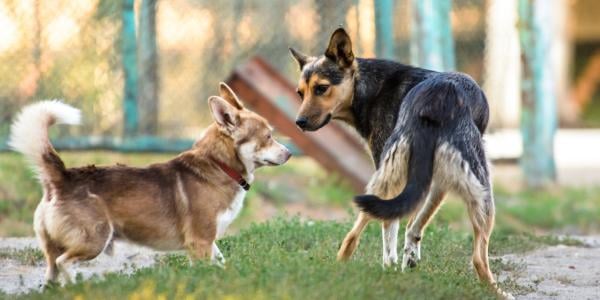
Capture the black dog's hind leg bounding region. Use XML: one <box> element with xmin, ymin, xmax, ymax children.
<box><xmin>401</xmin><ymin>183</ymin><xmax>447</xmax><ymax>269</ymax></box>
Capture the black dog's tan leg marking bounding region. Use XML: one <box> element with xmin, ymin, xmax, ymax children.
<box><xmin>435</xmin><ymin>143</ymin><xmax>512</xmax><ymax>298</ymax></box>
<box><xmin>360</xmin><ymin>137</ymin><xmax>409</xmax><ymax>266</ymax></box>
<box><xmin>465</xmin><ymin>189</ymin><xmax>496</xmax><ymax>284</ymax></box>
<box><xmin>464</xmin><ymin>188</ymin><xmax>512</xmax><ymax>299</ymax></box>
<box><xmin>382</xmin><ymin>218</ymin><xmax>400</xmax><ymax>267</ymax></box>
<box><xmin>402</xmin><ymin>183</ymin><xmax>447</xmax><ymax>270</ymax></box>
<box><xmin>337</xmin><ymin>212</ymin><xmax>371</xmax><ymax>261</ymax></box>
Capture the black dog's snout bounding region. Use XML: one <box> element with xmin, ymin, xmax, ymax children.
<box><xmin>295</xmin><ymin>117</ymin><xmax>308</xmax><ymax>129</ymax></box>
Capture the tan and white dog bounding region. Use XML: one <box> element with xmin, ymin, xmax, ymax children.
<box><xmin>9</xmin><ymin>83</ymin><xmax>291</xmax><ymax>284</ymax></box>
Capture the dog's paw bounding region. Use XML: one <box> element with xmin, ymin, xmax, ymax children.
<box><xmin>401</xmin><ymin>247</ymin><xmax>420</xmax><ymax>271</ymax></box>
<box><xmin>494</xmin><ymin>284</ymin><xmax>515</xmax><ymax>300</ymax></box>
<box><xmin>211</xmin><ymin>253</ymin><xmax>226</xmax><ymax>268</ymax></box>
<box><xmin>213</xmin><ymin>260</ymin><xmax>226</xmax><ymax>269</ymax></box>
<box><xmin>382</xmin><ymin>256</ymin><xmax>400</xmax><ymax>271</ymax></box>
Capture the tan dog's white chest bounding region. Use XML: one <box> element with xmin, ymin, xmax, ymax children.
<box><xmin>216</xmin><ymin>188</ymin><xmax>246</xmax><ymax>238</ymax></box>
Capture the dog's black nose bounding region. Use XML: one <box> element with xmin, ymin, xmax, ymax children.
<box><xmin>295</xmin><ymin>117</ymin><xmax>308</xmax><ymax>129</ymax></box>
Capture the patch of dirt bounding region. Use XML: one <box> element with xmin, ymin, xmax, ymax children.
<box><xmin>0</xmin><ymin>237</ymin><xmax>160</xmax><ymax>295</ymax></box>
<box><xmin>498</xmin><ymin>236</ymin><xmax>600</xmax><ymax>299</ymax></box>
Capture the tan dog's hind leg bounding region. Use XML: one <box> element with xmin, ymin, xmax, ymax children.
<box><xmin>337</xmin><ymin>212</ymin><xmax>371</xmax><ymax>261</ymax></box>
<box><xmin>55</xmin><ymin>252</ymin><xmax>87</xmax><ymax>283</ymax></box>
<box><xmin>37</xmin><ymin>233</ymin><xmax>62</xmax><ymax>284</ymax></box>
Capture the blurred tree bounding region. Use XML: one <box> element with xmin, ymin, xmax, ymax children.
<box><xmin>518</xmin><ymin>0</ymin><xmax>558</xmax><ymax>187</ymax></box>
<box><xmin>374</xmin><ymin>0</ymin><xmax>395</xmax><ymax>59</ymax></box>
<box><xmin>138</xmin><ymin>0</ymin><xmax>159</xmax><ymax>135</ymax></box>
<box><xmin>122</xmin><ymin>0</ymin><xmax>139</xmax><ymax>137</ymax></box>
<box><xmin>409</xmin><ymin>0</ymin><xmax>455</xmax><ymax>71</ymax></box>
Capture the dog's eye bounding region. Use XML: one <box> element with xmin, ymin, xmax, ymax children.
<box><xmin>314</xmin><ymin>84</ymin><xmax>329</xmax><ymax>96</ymax></box>
<box><xmin>296</xmin><ymin>89</ymin><xmax>304</xmax><ymax>99</ymax></box>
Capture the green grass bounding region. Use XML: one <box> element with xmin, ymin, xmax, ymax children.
<box><xmin>0</xmin><ymin>247</ymin><xmax>44</xmax><ymax>265</ymax></box>
<box><xmin>9</xmin><ymin>218</ymin><xmax>555</xmax><ymax>300</ymax></box>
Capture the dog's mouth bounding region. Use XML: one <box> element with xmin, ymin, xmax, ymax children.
<box><xmin>261</xmin><ymin>159</ymin><xmax>280</xmax><ymax>166</ymax></box>
<box><xmin>305</xmin><ymin>113</ymin><xmax>332</xmax><ymax>132</ymax></box>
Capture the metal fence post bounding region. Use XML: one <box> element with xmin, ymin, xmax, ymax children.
<box><xmin>374</xmin><ymin>0</ymin><xmax>395</xmax><ymax>59</ymax></box>
<box><xmin>518</xmin><ymin>0</ymin><xmax>557</xmax><ymax>187</ymax></box>
<box><xmin>122</xmin><ymin>0</ymin><xmax>139</xmax><ymax>137</ymax></box>
<box><xmin>410</xmin><ymin>0</ymin><xmax>455</xmax><ymax>71</ymax></box>
<box><xmin>138</xmin><ymin>0</ymin><xmax>159</xmax><ymax>135</ymax></box>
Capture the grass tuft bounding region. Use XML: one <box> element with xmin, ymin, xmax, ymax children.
<box><xmin>0</xmin><ymin>247</ymin><xmax>44</xmax><ymax>265</ymax></box>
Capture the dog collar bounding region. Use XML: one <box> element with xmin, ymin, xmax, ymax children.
<box><xmin>211</xmin><ymin>158</ymin><xmax>250</xmax><ymax>191</ymax></box>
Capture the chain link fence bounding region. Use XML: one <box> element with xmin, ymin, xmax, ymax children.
<box><xmin>0</xmin><ymin>0</ymin><xmax>487</xmax><ymax>146</ymax></box>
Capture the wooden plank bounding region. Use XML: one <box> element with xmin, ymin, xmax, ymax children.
<box><xmin>227</xmin><ymin>57</ymin><xmax>374</xmax><ymax>192</ymax></box>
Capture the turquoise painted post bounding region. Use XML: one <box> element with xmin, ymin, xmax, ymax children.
<box><xmin>518</xmin><ymin>0</ymin><xmax>557</xmax><ymax>187</ymax></box>
<box><xmin>122</xmin><ymin>0</ymin><xmax>139</xmax><ymax>137</ymax></box>
<box><xmin>438</xmin><ymin>0</ymin><xmax>455</xmax><ymax>70</ymax></box>
<box><xmin>374</xmin><ymin>0</ymin><xmax>395</xmax><ymax>59</ymax></box>
<box><xmin>410</xmin><ymin>0</ymin><xmax>455</xmax><ymax>71</ymax></box>
<box><xmin>138</xmin><ymin>0</ymin><xmax>159</xmax><ymax>135</ymax></box>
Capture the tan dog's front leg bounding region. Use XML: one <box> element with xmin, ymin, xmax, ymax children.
<box><xmin>211</xmin><ymin>242</ymin><xmax>225</xmax><ymax>267</ymax></box>
<box><xmin>185</xmin><ymin>223</ymin><xmax>217</xmax><ymax>262</ymax></box>
<box><xmin>337</xmin><ymin>212</ymin><xmax>371</xmax><ymax>261</ymax></box>
<box><xmin>187</xmin><ymin>239</ymin><xmax>213</xmax><ymax>261</ymax></box>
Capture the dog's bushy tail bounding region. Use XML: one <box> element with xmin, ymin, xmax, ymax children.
<box><xmin>354</xmin><ymin>76</ymin><xmax>468</xmax><ymax>220</ymax></box>
<box><xmin>353</xmin><ymin>128</ymin><xmax>437</xmax><ymax>220</ymax></box>
<box><xmin>9</xmin><ymin>100</ymin><xmax>80</xmax><ymax>182</ymax></box>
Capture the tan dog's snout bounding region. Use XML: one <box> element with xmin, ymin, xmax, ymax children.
<box><xmin>270</xmin><ymin>141</ymin><xmax>292</xmax><ymax>165</ymax></box>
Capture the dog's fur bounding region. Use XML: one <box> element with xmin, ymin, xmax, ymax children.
<box><xmin>9</xmin><ymin>83</ymin><xmax>290</xmax><ymax>284</ymax></box>
<box><xmin>290</xmin><ymin>28</ymin><xmax>510</xmax><ymax>298</ymax></box>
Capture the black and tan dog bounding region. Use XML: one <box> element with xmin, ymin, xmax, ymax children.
<box><xmin>290</xmin><ymin>28</ymin><xmax>510</xmax><ymax>298</ymax></box>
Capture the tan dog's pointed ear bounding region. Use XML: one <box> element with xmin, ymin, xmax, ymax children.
<box><xmin>218</xmin><ymin>82</ymin><xmax>244</xmax><ymax>110</ymax></box>
<box><xmin>208</xmin><ymin>96</ymin><xmax>239</xmax><ymax>132</ymax></box>
<box><xmin>325</xmin><ymin>28</ymin><xmax>354</xmax><ymax>68</ymax></box>
<box><xmin>289</xmin><ymin>47</ymin><xmax>310</xmax><ymax>70</ymax></box>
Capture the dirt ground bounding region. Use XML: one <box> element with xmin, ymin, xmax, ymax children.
<box><xmin>1</xmin><ymin>236</ymin><xmax>599</xmax><ymax>298</ymax></box>
<box><xmin>498</xmin><ymin>236</ymin><xmax>600</xmax><ymax>300</ymax></box>
<box><xmin>0</xmin><ymin>238</ymin><xmax>159</xmax><ymax>295</ymax></box>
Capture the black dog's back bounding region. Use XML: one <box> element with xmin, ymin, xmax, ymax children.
<box><xmin>351</xmin><ymin>60</ymin><xmax>488</xmax><ymax>166</ymax></box>
<box><xmin>354</xmin><ymin>70</ymin><xmax>491</xmax><ymax>219</ymax></box>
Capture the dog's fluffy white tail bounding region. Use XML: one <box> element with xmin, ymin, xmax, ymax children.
<box><xmin>9</xmin><ymin>100</ymin><xmax>80</xmax><ymax>176</ymax></box>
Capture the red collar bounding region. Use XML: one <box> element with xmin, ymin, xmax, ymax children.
<box><xmin>211</xmin><ymin>158</ymin><xmax>250</xmax><ymax>191</ymax></box>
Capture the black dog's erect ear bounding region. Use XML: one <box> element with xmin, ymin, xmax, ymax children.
<box><xmin>289</xmin><ymin>47</ymin><xmax>310</xmax><ymax>70</ymax></box>
<box><xmin>325</xmin><ymin>28</ymin><xmax>354</xmax><ymax>68</ymax></box>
